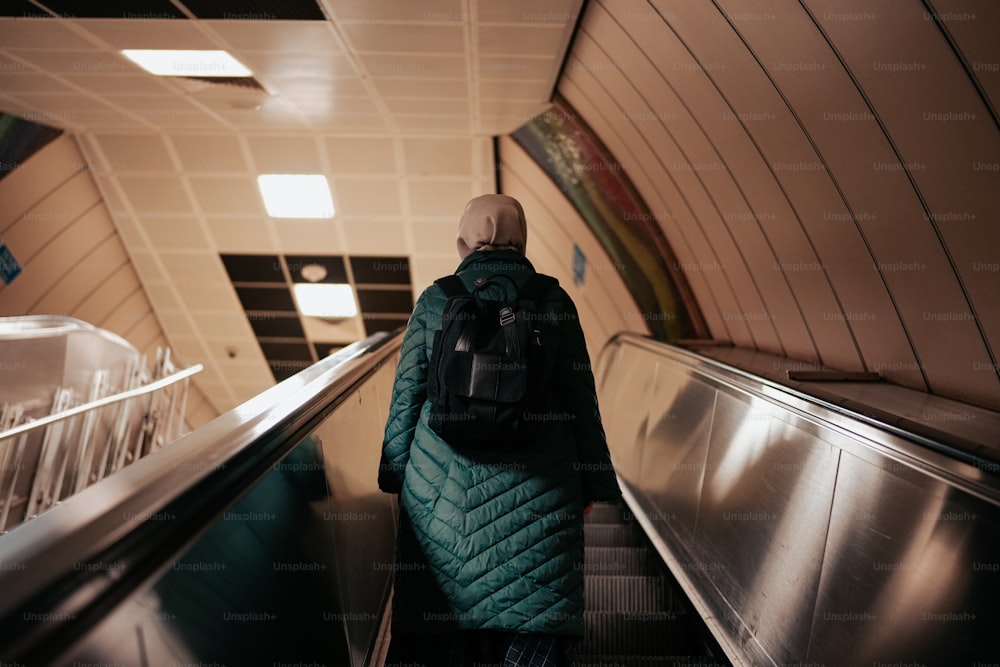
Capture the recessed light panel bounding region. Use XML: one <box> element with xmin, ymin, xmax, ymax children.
<box><xmin>121</xmin><ymin>49</ymin><xmax>252</xmax><ymax>77</ymax></box>
<box><xmin>257</xmin><ymin>174</ymin><xmax>335</xmax><ymax>219</ymax></box>
<box><xmin>293</xmin><ymin>283</ymin><xmax>357</xmax><ymax>318</ymax></box>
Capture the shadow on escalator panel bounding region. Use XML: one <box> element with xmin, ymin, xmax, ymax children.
<box><xmin>65</xmin><ymin>435</ymin><xmax>352</xmax><ymax>666</ymax></box>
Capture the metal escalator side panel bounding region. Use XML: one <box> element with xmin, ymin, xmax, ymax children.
<box><xmin>694</xmin><ymin>391</ymin><xmax>840</xmax><ymax>665</ymax></box>
<box><xmin>807</xmin><ymin>451</ymin><xmax>1000</xmax><ymax>664</ymax></box>
<box><xmin>596</xmin><ymin>343</ymin><xmax>655</xmax><ymax>482</ymax></box>
<box><xmin>639</xmin><ymin>361</ymin><xmax>718</xmax><ymax>545</ymax></box>
<box><xmin>596</xmin><ymin>334</ymin><xmax>1000</xmax><ymax>667</ymax></box>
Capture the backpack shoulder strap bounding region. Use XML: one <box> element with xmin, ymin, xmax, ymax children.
<box><xmin>519</xmin><ymin>273</ymin><xmax>558</xmax><ymax>303</ymax></box>
<box><xmin>434</xmin><ymin>275</ymin><xmax>468</xmax><ymax>299</ymax></box>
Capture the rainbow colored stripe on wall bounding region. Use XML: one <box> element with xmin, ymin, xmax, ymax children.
<box><xmin>511</xmin><ymin>96</ymin><xmax>706</xmax><ymax>341</ymax></box>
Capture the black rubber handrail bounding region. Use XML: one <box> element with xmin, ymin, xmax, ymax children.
<box><xmin>0</xmin><ymin>330</ymin><xmax>404</xmax><ymax>664</ymax></box>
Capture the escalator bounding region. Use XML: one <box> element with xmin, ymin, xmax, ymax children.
<box><xmin>598</xmin><ymin>335</ymin><xmax>1000</xmax><ymax>667</ymax></box>
<box><xmin>579</xmin><ymin>501</ymin><xmax>726</xmax><ymax>665</ymax></box>
<box><xmin>1</xmin><ymin>330</ymin><xmax>997</xmax><ymax>666</ymax></box>
<box><xmin>0</xmin><ymin>331</ymin><xmax>404</xmax><ymax>666</ymax></box>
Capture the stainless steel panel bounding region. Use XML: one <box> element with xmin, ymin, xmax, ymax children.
<box><xmin>636</xmin><ymin>360</ymin><xmax>718</xmax><ymax>543</ymax></box>
<box><xmin>598</xmin><ymin>334</ymin><xmax>1000</xmax><ymax>667</ymax></box>
<box><xmin>596</xmin><ymin>344</ymin><xmax>657</xmax><ymax>479</ymax></box>
<box><xmin>694</xmin><ymin>389</ymin><xmax>840</xmax><ymax>665</ymax></box>
<box><xmin>618</xmin><ymin>336</ymin><xmax>997</xmax><ymax>499</ymax></box>
<box><xmin>314</xmin><ymin>357</ymin><xmax>399</xmax><ymax>667</ymax></box>
<box><xmin>809</xmin><ymin>451</ymin><xmax>1000</xmax><ymax>665</ymax></box>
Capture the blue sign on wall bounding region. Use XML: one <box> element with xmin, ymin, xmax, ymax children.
<box><xmin>572</xmin><ymin>244</ymin><xmax>586</xmax><ymax>286</ymax></box>
<box><xmin>0</xmin><ymin>242</ymin><xmax>21</xmax><ymax>284</ymax></box>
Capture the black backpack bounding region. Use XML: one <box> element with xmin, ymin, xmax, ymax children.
<box><xmin>427</xmin><ymin>272</ymin><xmax>559</xmax><ymax>449</ymax></box>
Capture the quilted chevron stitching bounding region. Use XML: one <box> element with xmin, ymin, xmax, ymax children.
<box><xmin>382</xmin><ymin>258</ymin><xmax>617</xmax><ymax>636</ymax></box>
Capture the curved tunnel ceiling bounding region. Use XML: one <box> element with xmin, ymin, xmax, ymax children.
<box><xmin>553</xmin><ymin>0</ymin><xmax>999</xmax><ymax>411</ymax></box>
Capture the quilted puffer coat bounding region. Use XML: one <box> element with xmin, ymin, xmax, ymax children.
<box><xmin>379</xmin><ymin>249</ymin><xmax>621</xmax><ymax>637</ymax></box>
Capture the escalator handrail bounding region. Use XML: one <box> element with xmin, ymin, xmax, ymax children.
<box><xmin>599</xmin><ymin>333</ymin><xmax>1000</xmax><ymax>504</ymax></box>
<box><xmin>0</xmin><ymin>330</ymin><xmax>404</xmax><ymax>660</ymax></box>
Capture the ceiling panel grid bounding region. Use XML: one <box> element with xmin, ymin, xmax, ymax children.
<box><xmin>0</xmin><ymin>0</ymin><xmax>582</xmax><ymax>408</ymax></box>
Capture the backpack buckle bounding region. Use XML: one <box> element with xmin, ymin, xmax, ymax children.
<box><xmin>498</xmin><ymin>306</ymin><xmax>515</xmax><ymax>326</ymax></box>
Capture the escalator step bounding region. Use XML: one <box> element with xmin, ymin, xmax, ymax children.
<box><xmin>585</xmin><ymin>575</ymin><xmax>669</xmax><ymax>612</ymax></box>
<box><xmin>584</xmin><ymin>523</ymin><xmax>642</xmax><ymax>547</ymax></box>
<box><xmin>586</xmin><ymin>502</ymin><xmax>627</xmax><ymax>523</ymax></box>
<box><xmin>583</xmin><ymin>546</ymin><xmax>659</xmax><ymax>576</ymax></box>
<box><xmin>580</xmin><ymin>610</ymin><xmax>693</xmax><ymax>654</ymax></box>
<box><xmin>575</xmin><ymin>656</ymin><xmax>728</xmax><ymax>667</ymax></box>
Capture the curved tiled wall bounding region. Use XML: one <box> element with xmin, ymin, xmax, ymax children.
<box><xmin>557</xmin><ymin>0</ymin><xmax>1000</xmax><ymax>410</ymax></box>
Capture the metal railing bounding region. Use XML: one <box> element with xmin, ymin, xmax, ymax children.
<box><xmin>0</xmin><ymin>330</ymin><xmax>402</xmax><ymax>666</ymax></box>
<box><xmin>1</xmin><ymin>320</ymin><xmax>202</xmax><ymax>533</ymax></box>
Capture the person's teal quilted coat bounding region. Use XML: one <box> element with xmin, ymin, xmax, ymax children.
<box><xmin>379</xmin><ymin>250</ymin><xmax>621</xmax><ymax>637</ymax></box>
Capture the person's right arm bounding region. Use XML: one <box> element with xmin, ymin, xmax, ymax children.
<box><xmin>378</xmin><ymin>290</ymin><xmax>431</xmax><ymax>493</ymax></box>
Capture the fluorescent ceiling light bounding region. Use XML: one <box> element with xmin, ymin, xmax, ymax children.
<box><xmin>257</xmin><ymin>174</ymin><xmax>335</xmax><ymax>219</ymax></box>
<box><xmin>121</xmin><ymin>49</ymin><xmax>252</xmax><ymax>77</ymax></box>
<box><xmin>293</xmin><ymin>283</ymin><xmax>357</xmax><ymax>319</ymax></box>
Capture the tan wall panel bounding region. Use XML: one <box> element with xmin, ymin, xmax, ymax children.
<box><xmin>0</xmin><ymin>134</ymin><xmax>83</xmax><ymax>228</ymax></box>
<box><xmin>933</xmin><ymin>0</ymin><xmax>1000</xmax><ymax>114</ymax></box>
<box><xmin>3</xmin><ymin>171</ymin><xmax>101</xmax><ymax>260</ymax></box>
<box><xmin>632</xmin><ymin>0</ymin><xmax>817</xmax><ymax>362</ymax></box>
<box><xmin>557</xmin><ymin>75</ymin><xmax>743</xmax><ymax>348</ymax></box>
<box><xmin>564</xmin><ymin>33</ymin><xmax>752</xmax><ymax>344</ymax></box>
<box><xmin>712</xmin><ymin>0</ymin><xmax>928</xmax><ymax>387</ymax></box>
<box><xmin>98</xmin><ymin>291</ymin><xmax>150</xmax><ymax>337</ymax></box>
<box><xmin>0</xmin><ymin>204</ymin><xmax>113</xmax><ymax>314</ymax></box>
<box><xmin>501</xmin><ymin>171</ymin><xmax>613</xmax><ymax>351</ymax></box>
<box><xmin>71</xmin><ymin>264</ymin><xmax>138</xmax><ymax>326</ymax></box>
<box><xmin>573</xmin><ymin>1</ymin><xmax>809</xmax><ymax>357</ymax></box>
<box><xmin>127</xmin><ymin>315</ymin><xmax>165</xmax><ymax>354</ymax></box>
<box><xmin>803</xmin><ymin>0</ymin><xmax>1000</xmax><ymax>405</ymax></box>
<box><xmin>642</xmin><ymin>0</ymin><xmax>855</xmax><ymax>366</ymax></box>
<box><xmin>557</xmin><ymin>0</ymin><xmax>1000</xmax><ymax>409</ymax></box>
<box><xmin>30</xmin><ymin>233</ymin><xmax>129</xmax><ymax>317</ymax></box>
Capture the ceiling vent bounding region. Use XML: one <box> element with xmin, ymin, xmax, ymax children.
<box><xmin>174</xmin><ymin>75</ymin><xmax>268</xmax><ymax>92</ymax></box>
<box><xmin>171</xmin><ymin>76</ymin><xmax>270</xmax><ymax>108</ymax></box>
<box><xmin>174</xmin><ymin>76</ymin><xmax>267</xmax><ymax>94</ymax></box>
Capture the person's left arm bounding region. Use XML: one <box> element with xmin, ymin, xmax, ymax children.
<box><xmin>551</xmin><ymin>291</ymin><xmax>621</xmax><ymax>504</ymax></box>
